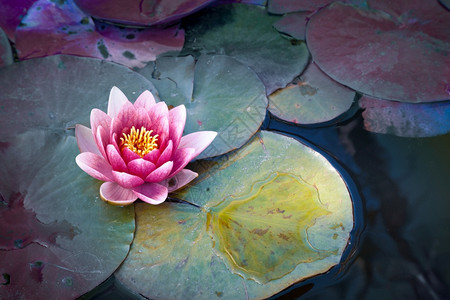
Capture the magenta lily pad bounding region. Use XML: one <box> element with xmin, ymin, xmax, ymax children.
<box><xmin>73</xmin><ymin>0</ymin><xmax>215</xmax><ymax>27</ymax></box>
<box><xmin>181</xmin><ymin>3</ymin><xmax>310</xmax><ymax>94</ymax></box>
<box><xmin>15</xmin><ymin>0</ymin><xmax>184</xmax><ymax>68</ymax></box>
<box><xmin>0</xmin><ymin>0</ymin><xmax>36</xmax><ymax>41</ymax></box>
<box><xmin>306</xmin><ymin>1</ymin><xmax>450</xmax><ymax>103</ymax></box>
<box><xmin>359</xmin><ymin>96</ymin><xmax>450</xmax><ymax>137</ymax></box>
<box><xmin>115</xmin><ymin>131</ymin><xmax>354</xmax><ymax>299</ymax></box>
<box><xmin>0</xmin><ymin>27</ymin><xmax>13</xmax><ymax>67</ymax></box>
<box><xmin>269</xmin><ymin>62</ymin><xmax>355</xmax><ymax>125</ymax></box>
<box><xmin>139</xmin><ymin>54</ymin><xmax>268</xmax><ymax>158</ymax></box>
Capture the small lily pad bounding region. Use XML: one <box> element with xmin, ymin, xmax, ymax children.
<box><xmin>273</xmin><ymin>12</ymin><xmax>310</xmax><ymax>40</ymax></box>
<box><xmin>359</xmin><ymin>96</ymin><xmax>450</xmax><ymax>137</ymax></box>
<box><xmin>139</xmin><ymin>54</ymin><xmax>268</xmax><ymax>158</ymax></box>
<box><xmin>269</xmin><ymin>62</ymin><xmax>356</xmax><ymax>125</ymax></box>
<box><xmin>73</xmin><ymin>0</ymin><xmax>216</xmax><ymax>26</ymax></box>
<box><xmin>306</xmin><ymin>1</ymin><xmax>450</xmax><ymax>102</ymax></box>
<box><xmin>181</xmin><ymin>3</ymin><xmax>310</xmax><ymax>94</ymax></box>
<box><xmin>0</xmin><ymin>27</ymin><xmax>13</xmax><ymax>67</ymax></box>
<box><xmin>115</xmin><ymin>131</ymin><xmax>354</xmax><ymax>299</ymax></box>
<box><xmin>15</xmin><ymin>0</ymin><xmax>184</xmax><ymax>68</ymax></box>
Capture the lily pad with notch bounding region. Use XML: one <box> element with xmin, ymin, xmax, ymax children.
<box><xmin>115</xmin><ymin>130</ymin><xmax>355</xmax><ymax>299</ymax></box>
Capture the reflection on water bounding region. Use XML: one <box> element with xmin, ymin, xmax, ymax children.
<box><xmin>268</xmin><ymin>110</ymin><xmax>450</xmax><ymax>299</ymax></box>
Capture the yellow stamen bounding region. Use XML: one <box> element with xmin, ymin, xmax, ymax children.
<box><xmin>120</xmin><ymin>126</ymin><xmax>159</xmax><ymax>157</ymax></box>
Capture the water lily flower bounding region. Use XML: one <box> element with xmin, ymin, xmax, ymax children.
<box><xmin>75</xmin><ymin>86</ymin><xmax>217</xmax><ymax>206</ymax></box>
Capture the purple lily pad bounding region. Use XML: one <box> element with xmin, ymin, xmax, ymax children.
<box><xmin>0</xmin><ymin>27</ymin><xmax>13</xmax><ymax>67</ymax></box>
<box><xmin>267</xmin><ymin>0</ymin><xmax>368</xmax><ymax>14</ymax></box>
<box><xmin>359</xmin><ymin>96</ymin><xmax>450</xmax><ymax>137</ymax></box>
<box><xmin>0</xmin><ymin>0</ymin><xmax>36</xmax><ymax>41</ymax></box>
<box><xmin>15</xmin><ymin>0</ymin><xmax>184</xmax><ymax>68</ymax></box>
<box><xmin>306</xmin><ymin>1</ymin><xmax>450</xmax><ymax>103</ymax></box>
<box><xmin>268</xmin><ymin>62</ymin><xmax>355</xmax><ymax>125</ymax></box>
<box><xmin>73</xmin><ymin>0</ymin><xmax>215</xmax><ymax>27</ymax></box>
<box><xmin>273</xmin><ymin>12</ymin><xmax>310</xmax><ymax>40</ymax></box>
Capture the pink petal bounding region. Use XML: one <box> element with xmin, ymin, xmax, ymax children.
<box><xmin>143</xmin><ymin>148</ymin><xmax>160</xmax><ymax>163</ymax></box>
<box><xmin>95</xmin><ymin>125</ymin><xmax>109</xmax><ymax>160</ymax></box>
<box><xmin>110</xmin><ymin>116</ymin><xmax>124</xmax><ymax>142</ymax></box>
<box><xmin>156</xmin><ymin>140</ymin><xmax>173</xmax><ymax>166</ymax></box>
<box><xmin>168</xmin><ymin>105</ymin><xmax>186</xmax><ymax>151</ymax></box>
<box><xmin>108</xmin><ymin>86</ymin><xmax>130</xmax><ymax>118</ymax></box>
<box><xmin>127</xmin><ymin>158</ymin><xmax>156</xmax><ymax>179</ymax></box>
<box><xmin>134</xmin><ymin>107</ymin><xmax>152</xmax><ymax>131</ymax></box>
<box><xmin>112</xmin><ymin>171</ymin><xmax>145</xmax><ymax>188</ymax></box>
<box><xmin>121</xmin><ymin>147</ymin><xmax>141</xmax><ymax>164</ymax></box>
<box><xmin>134</xmin><ymin>90</ymin><xmax>156</xmax><ymax>110</ymax></box>
<box><xmin>116</xmin><ymin>101</ymin><xmax>138</xmax><ymax>130</ymax></box>
<box><xmin>167</xmin><ymin>169</ymin><xmax>198</xmax><ymax>192</ymax></box>
<box><xmin>106</xmin><ymin>144</ymin><xmax>128</xmax><ymax>172</ymax></box>
<box><xmin>100</xmin><ymin>182</ymin><xmax>137</xmax><ymax>206</ymax></box>
<box><xmin>179</xmin><ymin>131</ymin><xmax>217</xmax><ymax>159</ymax></box>
<box><xmin>76</xmin><ymin>152</ymin><xmax>114</xmax><ymax>182</ymax></box>
<box><xmin>145</xmin><ymin>161</ymin><xmax>173</xmax><ymax>182</ymax></box>
<box><xmin>75</xmin><ymin>124</ymin><xmax>101</xmax><ymax>155</ymax></box>
<box><xmin>148</xmin><ymin>102</ymin><xmax>169</xmax><ymax>144</ymax></box>
<box><xmin>132</xmin><ymin>182</ymin><xmax>168</xmax><ymax>205</ymax></box>
<box><xmin>90</xmin><ymin>108</ymin><xmax>111</xmax><ymax>136</ymax></box>
<box><xmin>169</xmin><ymin>147</ymin><xmax>195</xmax><ymax>177</ymax></box>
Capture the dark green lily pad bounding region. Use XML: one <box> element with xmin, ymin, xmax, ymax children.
<box><xmin>115</xmin><ymin>131</ymin><xmax>354</xmax><ymax>299</ymax></box>
<box><xmin>181</xmin><ymin>3</ymin><xmax>310</xmax><ymax>94</ymax></box>
<box><xmin>0</xmin><ymin>130</ymin><xmax>135</xmax><ymax>299</ymax></box>
<box><xmin>139</xmin><ymin>54</ymin><xmax>268</xmax><ymax>158</ymax></box>
<box><xmin>269</xmin><ymin>62</ymin><xmax>355</xmax><ymax>125</ymax></box>
<box><xmin>359</xmin><ymin>96</ymin><xmax>450</xmax><ymax>137</ymax></box>
<box><xmin>0</xmin><ymin>54</ymin><xmax>159</xmax><ymax>298</ymax></box>
<box><xmin>0</xmin><ymin>27</ymin><xmax>13</xmax><ymax>67</ymax></box>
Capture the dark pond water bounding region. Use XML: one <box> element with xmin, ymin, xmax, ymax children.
<box><xmin>82</xmin><ymin>109</ymin><xmax>450</xmax><ymax>299</ymax></box>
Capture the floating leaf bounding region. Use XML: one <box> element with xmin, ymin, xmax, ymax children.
<box><xmin>0</xmin><ymin>27</ymin><xmax>13</xmax><ymax>67</ymax></box>
<box><xmin>73</xmin><ymin>0</ymin><xmax>216</xmax><ymax>27</ymax></box>
<box><xmin>0</xmin><ymin>54</ymin><xmax>158</xmax><ymax>298</ymax></box>
<box><xmin>15</xmin><ymin>0</ymin><xmax>184</xmax><ymax>68</ymax></box>
<box><xmin>115</xmin><ymin>131</ymin><xmax>354</xmax><ymax>299</ymax></box>
<box><xmin>0</xmin><ymin>54</ymin><xmax>157</xmax><ymax>138</ymax></box>
<box><xmin>359</xmin><ymin>96</ymin><xmax>450</xmax><ymax>137</ymax></box>
<box><xmin>268</xmin><ymin>0</ymin><xmax>333</xmax><ymax>14</ymax></box>
<box><xmin>0</xmin><ymin>0</ymin><xmax>36</xmax><ymax>41</ymax></box>
<box><xmin>181</xmin><ymin>3</ymin><xmax>310</xmax><ymax>94</ymax></box>
<box><xmin>306</xmin><ymin>1</ymin><xmax>450</xmax><ymax>103</ymax></box>
<box><xmin>0</xmin><ymin>131</ymin><xmax>135</xmax><ymax>299</ymax></box>
<box><xmin>139</xmin><ymin>54</ymin><xmax>268</xmax><ymax>158</ymax></box>
<box><xmin>269</xmin><ymin>62</ymin><xmax>355</xmax><ymax>125</ymax></box>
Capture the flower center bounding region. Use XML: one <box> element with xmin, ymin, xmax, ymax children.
<box><xmin>120</xmin><ymin>126</ymin><xmax>159</xmax><ymax>157</ymax></box>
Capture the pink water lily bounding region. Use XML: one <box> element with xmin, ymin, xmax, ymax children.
<box><xmin>75</xmin><ymin>86</ymin><xmax>217</xmax><ymax>206</ymax></box>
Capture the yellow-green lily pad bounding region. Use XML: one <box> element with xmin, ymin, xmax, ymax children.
<box><xmin>115</xmin><ymin>131</ymin><xmax>354</xmax><ymax>299</ymax></box>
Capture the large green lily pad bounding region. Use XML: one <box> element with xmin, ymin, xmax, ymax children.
<box><xmin>0</xmin><ymin>55</ymin><xmax>157</xmax><ymax>137</ymax></box>
<box><xmin>0</xmin><ymin>54</ymin><xmax>160</xmax><ymax>298</ymax></box>
<box><xmin>181</xmin><ymin>3</ymin><xmax>310</xmax><ymax>94</ymax></box>
<box><xmin>139</xmin><ymin>54</ymin><xmax>268</xmax><ymax>158</ymax></box>
<box><xmin>115</xmin><ymin>131</ymin><xmax>354</xmax><ymax>299</ymax></box>
<box><xmin>269</xmin><ymin>62</ymin><xmax>356</xmax><ymax>125</ymax></box>
<box><xmin>0</xmin><ymin>130</ymin><xmax>135</xmax><ymax>299</ymax></box>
